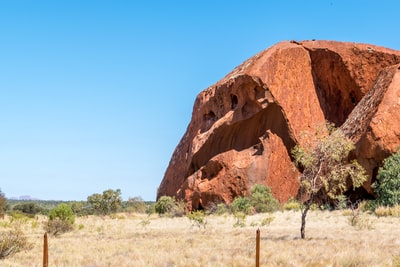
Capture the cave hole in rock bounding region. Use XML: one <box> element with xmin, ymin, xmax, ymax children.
<box><xmin>349</xmin><ymin>92</ymin><xmax>357</xmax><ymax>105</ymax></box>
<box><xmin>231</xmin><ymin>94</ymin><xmax>238</xmax><ymax>109</ymax></box>
<box><xmin>204</xmin><ymin>111</ymin><xmax>216</xmax><ymax>121</ymax></box>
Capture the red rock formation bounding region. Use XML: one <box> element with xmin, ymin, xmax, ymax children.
<box><xmin>158</xmin><ymin>41</ymin><xmax>400</xmax><ymax>210</ymax></box>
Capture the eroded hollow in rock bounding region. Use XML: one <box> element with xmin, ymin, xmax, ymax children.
<box><xmin>308</xmin><ymin>49</ymin><xmax>361</xmax><ymax>126</ymax></box>
<box><xmin>230</xmin><ymin>94</ymin><xmax>238</xmax><ymax>109</ymax></box>
<box><xmin>188</xmin><ymin>102</ymin><xmax>296</xmax><ymax>176</ymax></box>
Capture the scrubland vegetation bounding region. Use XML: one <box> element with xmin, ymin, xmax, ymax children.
<box><xmin>0</xmin><ymin>135</ymin><xmax>399</xmax><ymax>266</ymax></box>
<box><xmin>1</xmin><ymin>203</ymin><xmax>400</xmax><ymax>266</ymax></box>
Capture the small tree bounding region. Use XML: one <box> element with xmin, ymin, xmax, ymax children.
<box><xmin>292</xmin><ymin>127</ymin><xmax>367</xmax><ymax>239</ymax></box>
<box><xmin>87</xmin><ymin>189</ymin><xmax>122</xmax><ymax>215</ymax></box>
<box><xmin>373</xmin><ymin>150</ymin><xmax>400</xmax><ymax>206</ymax></box>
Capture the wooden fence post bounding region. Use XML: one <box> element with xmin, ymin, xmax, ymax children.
<box><xmin>256</xmin><ymin>228</ymin><xmax>260</xmax><ymax>267</ymax></box>
<box><xmin>43</xmin><ymin>232</ymin><xmax>48</xmax><ymax>267</ymax></box>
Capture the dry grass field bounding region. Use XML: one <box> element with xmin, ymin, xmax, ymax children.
<box><xmin>1</xmin><ymin>210</ymin><xmax>400</xmax><ymax>267</ymax></box>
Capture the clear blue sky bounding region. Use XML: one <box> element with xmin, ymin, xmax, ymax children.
<box><xmin>1</xmin><ymin>1</ymin><xmax>399</xmax><ymax>201</ymax></box>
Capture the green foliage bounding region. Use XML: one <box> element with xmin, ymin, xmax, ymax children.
<box><xmin>125</xmin><ymin>196</ymin><xmax>147</xmax><ymax>213</ymax></box>
<box><xmin>45</xmin><ymin>204</ymin><xmax>75</xmax><ymax>236</ymax></box>
<box><xmin>48</xmin><ymin>204</ymin><xmax>75</xmax><ymax>224</ymax></box>
<box><xmin>215</xmin><ymin>203</ymin><xmax>229</xmax><ymax>215</ymax></box>
<box><xmin>283</xmin><ymin>198</ymin><xmax>301</xmax><ymax>211</ymax></box>
<box><xmin>145</xmin><ymin>203</ymin><xmax>156</xmax><ymax>215</ymax></box>
<box><xmin>231</xmin><ymin>196</ymin><xmax>253</xmax><ymax>214</ymax></box>
<box><xmin>249</xmin><ymin>184</ymin><xmax>279</xmax><ymax>213</ymax></box>
<box><xmin>260</xmin><ymin>215</ymin><xmax>274</xmax><ymax>226</ymax></box>
<box><xmin>0</xmin><ymin>227</ymin><xmax>32</xmax><ymax>259</ymax></box>
<box><xmin>155</xmin><ymin>196</ymin><xmax>186</xmax><ymax>217</ymax></box>
<box><xmin>335</xmin><ymin>195</ymin><xmax>348</xmax><ymax>210</ymax></box>
<box><xmin>373</xmin><ymin>151</ymin><xmax>400</xmax><ymax>206</ymax></box>
<box><xmin>187</xmin><ymin>210</ymin><xmax>206</xmax><ymax>229</ymax></box>
<box><xmin>87</xmin><ymin>189</ymin><xmax>122</xmax><ymax>215</ymax></box>
<box><xmin>292</xmin><ymin>124</ymin><xmax>368</xmax><ymax>239</ymax></box>
<box><xmin>12</xmin><ymin>202</ymin><xmax>44</xmax><ymax>217</ymax></box>
<box><xmin>67</xmin><ymin>201</ymin><xmax>87</xmax><ymax>216</ymax></box>
<box><xmin>231</xmin><ymin>185</ymin><xmax>278</xmax><ymax>215</ymax></box>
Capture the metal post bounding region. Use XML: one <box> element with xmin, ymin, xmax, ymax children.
<box><xmin>256</xmin><ymin>228</ymin><xmax>260</xmax><ymax>267</ymax></box>
<box><xmin>43</xmin><ymin>232</ymin><xmax>48</xmax><ymax>267</ymax></box>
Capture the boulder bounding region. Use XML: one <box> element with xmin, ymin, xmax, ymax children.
<box><xmin>158</xmin><ymin>40</ymin><xmax>400</xmax><ymax>210</ymax></box>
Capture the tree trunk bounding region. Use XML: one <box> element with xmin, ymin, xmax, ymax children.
<box><xmin>300</xmin><ymin>203</ymin><xmax>310</xmax><ymax>239</ymax></box>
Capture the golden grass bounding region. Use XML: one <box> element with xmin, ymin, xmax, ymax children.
<box><xmin>1</xmin><ymin>210</ymin><xmax>400</xmax><ymax>266</ymax></box>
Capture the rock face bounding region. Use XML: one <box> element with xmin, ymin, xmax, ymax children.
<box><xmin>158</xmin><ymin>40</ymin><xmax>400</xmax><ymax>210</ymax></box>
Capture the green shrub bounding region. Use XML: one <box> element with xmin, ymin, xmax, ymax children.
<box><xmin>283</xmin><ymin>198</ymin><xmax>301</xmax><ymax>211</ymax></box>
<box><xmin>0</xmin><ymin>228</ymin><xmax>32</xmax><ymax>259</ymax></box>
<box><xmin>231</xmin><ymin>197</ymin><xmax>253</xmax><ymax>214</ymax></box>
<box><xmin>146</xmin><ymin>203</ymin><xmax>156</xmax><ymax>215</ymax></box>
<box><xmin>9</xmin><ymin>211</ymin><xmax>30</xmax><ymax>223</ymax></box>
<box><xmin>187</xmin><ymin>210</ymin><xmax>206</xmax><ymax>229</ymax></box>
<box><xmin>261</xmin><ymin>215</ymin><xmax>274</xmax><ymax>226</ymax></box>
<box><xmin>155</xmin><ymin>196</ymin><xmax>186</xmax><ymax>217</ymax></box>
<box><xmin>125</xmin><ymin>196</ymin><xmax>147</xmax><ymax>213</ymax></box>
<box><xmin>231</xmin><ymin>184</ymin><xmax>279</xmax><ymax>214</ymax></box>
<box><xmin>45</xmin><ymin>204</ymin><xmax>75</xmax><ymax>236</ymax></box>
<box><xmin>12</xmin><ymin>202</ymin><xmax>43</xmax><ymax>217</ymax></box>
<box><xmin>215</xmin><ymin>203</ymin><xmax>229</xmax><ymax>215</ymax></box>
<box><xmin>373</xmin><ymin>151</ymin><xmax>400</xmax><ymax>206</ymax></box>
<box><xmin>249</xmin><ymin>184</ymin><xmax>279</xmax><ymax>213</ymax></box>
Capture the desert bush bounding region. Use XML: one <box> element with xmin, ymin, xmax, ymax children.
<box><xmin>9</xmin><ymin>211</ymin><xmax>31</xmax><ymax>224</ymax></box>
<box><xmin>231</xmin><ymin>185</ymin><xmax>278</xmax><ymax>215</ymax></box>
<box><xmin>373</xmin><ymin>151</ymin><xmax>400</xmax><ymax>206</ymax></box>
<box><xmin>155</xmin><ymin>196</ymin><xmax>186</xmax><ymax>217</ymax></box>
<box><xmin>146</xmin><ymin>203</ymin><xmax>156</xmax><ymax>215</ymax></box>
<box><xmin>283</xmin><ymin>198</ymin><xmax>301</xmax><ymax>211</ymax></box>
<box><xmin>0</xmin><ymin>228</ymin><xmax>32</xmax><ymax>259</ymax></box>
<box><xmin>260</xmin><ymin>215</ymin><xmax>275</xmax><ymax>226</ymax></box>
<box><xmin>45</xmin><ymin>204</ymin><xmax>75</xmax><ymax>236</ymax></box>
<box><xmin>125</xmin><ymin>196</ymin><xmax>147</xmax><ymax>213</ymax></box>
<box><xmin>87</xmin><ymin>189</ymin><xmax>122</xmax><ymax>215</ymax></box>
<box><xmin>187</xmin><ymin>210</ymin><xmax>206</xmax><ymax>229</ymax></box>
<box><xmin>357</xmin><ymin>200</ymin><xmax>377</xmax><ymax>212</ymax></box>
<box><xmin>335</xmin><ymin>195</ymin><xmax>348</xmax><ymax>210</ymax></box>
<box><xmin>67</xmin><ymin>201</ymin><xmax>88</xmax><ymax>216</ymax></box>
<box><xmin>12</xmin><ymin>202</ymin><xmax>44</xmax><ymax>217</ymax></box>
<box><xmin>231</xmin><ymin>197</ymin><xmax>253</xmax><ymax>214</ymax></box>
<box><xmin>249</xmin><ymin>184</ymin><xmax>279</xmax><ymax>213</ymax></box>
<box><xmin>215</xmin><ymin>203</ymin><xmax>229</xmax><ymax>215</ymax></box>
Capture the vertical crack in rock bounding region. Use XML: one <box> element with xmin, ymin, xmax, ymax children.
<box><xmin>340</xmin><ymin>65</ymin><xmax>398</xmax><ymax>141</ymax></box>
<box><xmin>306</xmin><ymin>48</ymin><xmax>361</xmax><ymax>126</ymax></box>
